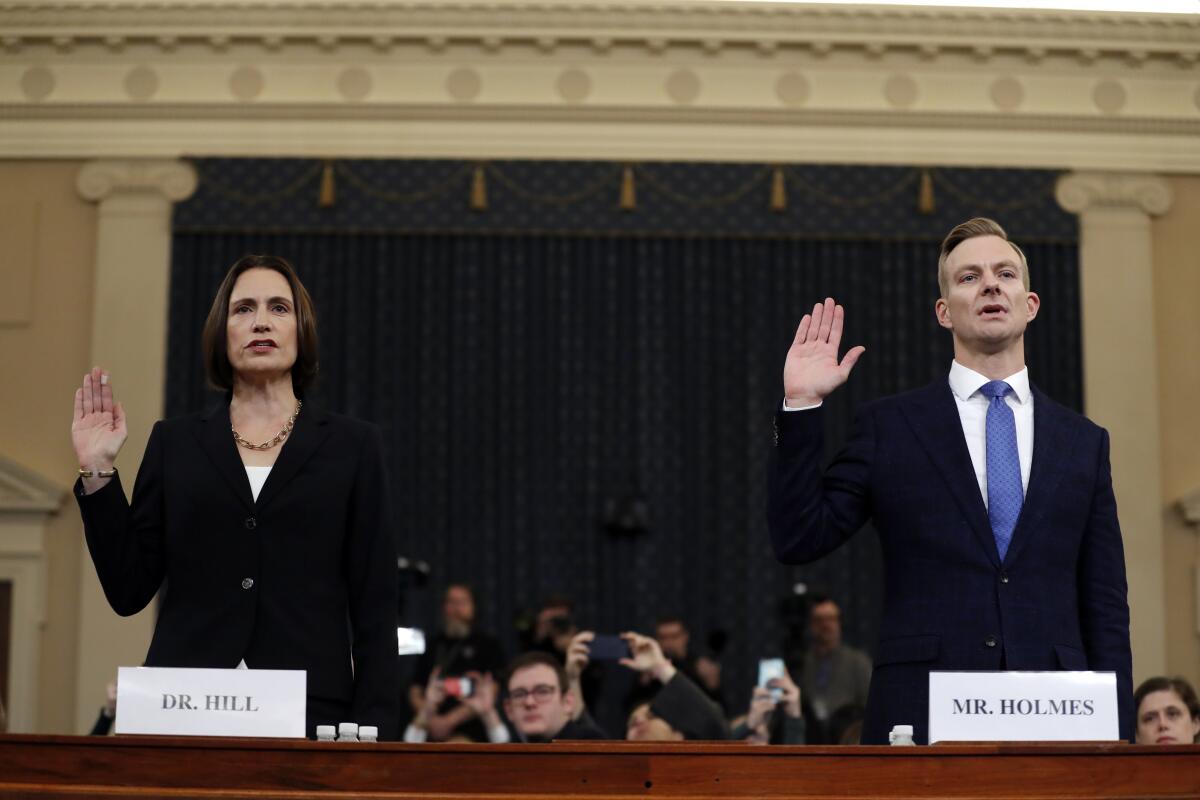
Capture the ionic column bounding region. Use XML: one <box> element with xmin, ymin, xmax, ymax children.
<box><xmin>1055</xmin><ymin>171</ymin><xmax>1172</xmax><ymax>680</ymax></box>
<box><xmin>73</xmin><ymin>159</ymin><xmax>197</xmax><ymax>732</ymax></box>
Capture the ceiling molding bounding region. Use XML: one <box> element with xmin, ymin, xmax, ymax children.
<box><xmin>2</xmin><ymin>1</ymin><xmax>1198</xmax><ymax>169</ymax></box>
<box><xmin>3</xmin><ymin>1</ymin><xmax>1199</xmax><ymax>64</ymax></box>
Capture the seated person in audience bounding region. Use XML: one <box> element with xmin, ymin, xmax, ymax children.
<box><xmin>800</xmin><ymin>595</ymin><xmax>871</xmax><ymax>734</ymax></box>
<box><xmin>1134</xmin><ymin>676</ymin><xmax>1200</xmax><ymax>745</ymax></box>
<box><xmin>409</xmin><ymin>582</ymin><xmax>505</xmax><ymax>742</ymax></box>
<box><xmin>655</xmin><ymin>615</ymin><xmax>726</xmax><ymax>711</ymax></box>
<box><xmin>730</xmin><ymin>669</ymin><xmax>806</xmax><ymax>744</ymax></box>
<box><xmin>404</xmin><ymin>669</ymin><xmax>510</xmax><ymax>743</ymax></box>
<box><xmin>504</xmin><ymin>651</ymin><xmax>608</xmax><ymax>741</ymax></box>
<box><xmin>626</xmin><ymin>702</ymin><xmax>683</xmax><ymax>741</ymax></box>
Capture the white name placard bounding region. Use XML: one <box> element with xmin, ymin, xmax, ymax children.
<box><xmin>115</xmin><ymin>666</ymin><xmax>306</xmax><ymax>738</ymax></box>
<box><xmin>929</xmin><ymin>671</ymin><xmax>1118</xmax><ymax>743</ymax></box>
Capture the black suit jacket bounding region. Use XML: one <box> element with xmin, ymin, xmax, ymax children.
<box><xmin>75</xmin><ymin>402</ymin><xmax>400</xmax><ymax>739</ymax></box>
<box><xmin>768</xmin><ymin>380</ymin><xmax>1132</xmax><ymax>743</ymax></box>
<box><xmin>650</xmin><ymin>672</ymin><xmax>730</xmax><ymax>741</ymax></box>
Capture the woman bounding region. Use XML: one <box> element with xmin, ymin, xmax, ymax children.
<box><xmin>1134</xmin><ymin>676</ymin><xmax>1200</xmax><ymax>745</ymax></box>
<box><xmin>71</xmin><ymin>254</ymin><xmax>399</xmax><ymax>738</ymax></box>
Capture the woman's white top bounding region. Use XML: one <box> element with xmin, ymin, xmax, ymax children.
<box><xmin>245</xmin><ymin>465</ymin><xmax>272</xmax><ymax>502</ymax></box>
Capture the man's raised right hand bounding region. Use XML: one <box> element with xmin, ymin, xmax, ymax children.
<box><xmin>783</xmin><ymin>297</ymin><xmax>865</xmax><ymax>407</ymax></box>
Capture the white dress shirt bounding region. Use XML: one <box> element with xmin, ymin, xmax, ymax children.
<box><xmin>783</xmin><ymin>360</ymin><xmax>1034</xmax><ymax>509</ymax></box>
<box><xmin>947</xmin><ymin>360</ymin><xmax>1033</xmax><ymax>507</ymax></box>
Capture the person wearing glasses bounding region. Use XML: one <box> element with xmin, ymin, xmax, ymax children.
<box><xmin>503</xmin><ymin>651</ymin><xmax>608</xmax><ymax>741</ymax></box>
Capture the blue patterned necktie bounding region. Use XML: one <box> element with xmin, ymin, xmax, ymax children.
<box><xmin>981</xmin><ymin>380</ymin><xmax>1022</xmax><ymax>561</ymax></box>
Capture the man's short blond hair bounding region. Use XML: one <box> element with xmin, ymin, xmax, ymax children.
<box><xmin>937</xmin><ymin>217</ymin><xmax>1030</xmax><ymax>298</ymax></box>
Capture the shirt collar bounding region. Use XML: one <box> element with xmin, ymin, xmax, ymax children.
<box><xmin>949</xmin><ymin>360</ymin><xmax>1031</xmax><ymax>404</ymax></box>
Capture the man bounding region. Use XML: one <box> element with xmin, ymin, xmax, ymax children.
<box><xmin>654</xmin><ymin>616</ymin><xmax>725</xmax><ymax>710</ymax></box>
<box><xmin>409</xmin><ymin>583</ymin><xmax>505</xmax><ymax>741</ymax></box>
<box><xmin>527</xmin><ymin>594</ymin><xmax>577</xmax><ymax>658</ymax></box>
<box><xmin>503</xmin><ymin>651</ymin><xmax>607</xmax><ymax>741</ymax></box>
<box><xmin>768</xmin><ymin>218</ymin><xmax>1132</xmax><ymax>744</ymax></box>
<box><xmin>800</xmin><ymin>596</ymin><xmax>871</xmax><ymax>726</ymax></box>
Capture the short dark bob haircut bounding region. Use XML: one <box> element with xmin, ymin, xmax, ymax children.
<box><xmin>200</xmin><ymin>254</ymin><xmax>319</xmax><ymax>394</ymax></box>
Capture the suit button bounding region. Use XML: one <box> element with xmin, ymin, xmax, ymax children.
<box><xmin>241</xmin><ymin>578</ymin><xmax>254</xmax><ymax>590</ymax></box>
<box><xmin>245</xmin><ymin>517</ymin><xmax>257</xmax><ymax>530</ymax></box>
<box><xmin>984</xmin><ymin>636</ymin><xmax>997</xmax><ymax>648</ymax></box>
<box><xmin>1000</xmin><ymin>572</ymin><xmax>1009</xmax><ymax>584</ymax></box>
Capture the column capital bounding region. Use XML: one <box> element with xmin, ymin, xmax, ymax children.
<box><xmin>1181</xmin><ymin>488</ymin><xmax>1200</xmax><ymax>527</ymax></box>
<box><xmin>1054</xmin><ymin>171</ymin><xmax>1173</xmax><ymax>217</ymax></box>
<box><xmin>76</xmin><ymin>159</ymin><xmax>198</xmax><ymax>203</ymax></box>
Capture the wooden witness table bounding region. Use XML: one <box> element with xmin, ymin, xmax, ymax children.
<box><xmin>1</xmin><ymin>734</ymin><xmax>1198</xmax><ymax>799</ymax></box>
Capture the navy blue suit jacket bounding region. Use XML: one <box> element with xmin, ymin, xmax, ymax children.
<box><xmin>768</xmin><ymin>380</ymin><xmax>1132</xmax><ymax>744</ymax></box>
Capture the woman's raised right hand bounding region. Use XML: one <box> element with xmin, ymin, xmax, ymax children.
<box><xmin>71</xmin><ymin>367</ymin><xmax>127</xmax><ymax>474</ymax></box>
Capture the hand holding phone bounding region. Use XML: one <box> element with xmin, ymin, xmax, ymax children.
<box><xmin>757</xmin><ymin>658</ymin><xmax>786</xmax><ymax>700</ymax></box>
<box><xmin>442</xmin><ymin>676</ymin><xmax>475</xmax><ymax>698</ymax></box>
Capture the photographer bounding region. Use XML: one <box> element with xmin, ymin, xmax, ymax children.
<box><xmin>526</xmin><ymin>594</ymin><xmax>578</xmax><ymax>657</ymax></box>
<box><xmin>655</xmin><ymin>616</ymin><xmax>727</xmax><ymax>712</ymax></box>
<box><xmin>570</xmin><ymin>630</ymin><xmax>728</xmax><ymax>741</ymax></box>
<box><xmin>409</xmin><ymin>583</ymin><xmax>505</xmax><ymax>742</ymax></box>
<box><xmin>731</xmin><ymin>669</ymin><xmax>806</xmax><ymax>745</ymax></box>
<box><xmin>404</xmin><ymin>668</ymin><xmax>510</xmax><ymax>743</ymax></box>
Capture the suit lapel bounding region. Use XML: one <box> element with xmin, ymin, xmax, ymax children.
<box><xmin>194</xmin><ymin>401</ymin><xmax>255</xmax><ymax>514</ymax></box>
<box><xmin>900</xmin><ymin>380</ymin><xmax>1002</xmax><ymax>569</ymax></box>
<box><xmin>1002</xmin><ymin>386</ymin><xmax>1077</xmax><ymax>567</ymax></box>
<box><xmin>253</xmin><ymin>403</ymin><xmax>332</xmax><ymax>513</ymax></box>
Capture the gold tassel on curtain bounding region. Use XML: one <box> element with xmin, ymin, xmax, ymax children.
<box><xmin>769</xmin><ymin>165</ymin><xmax>787</xmax><ymax>212</ymax></box>
<box><xmin>619</xmin><ymin>165</ymin><xmax>637</xmax><ymax>211</ymax></box>
<box><xmin>917</xmin><ymin>168</ymin><xmax>936</xmax><ymax>215</ymax></box>
<box><xmin>470</xmin><ymin>164</ymin><xmax>488</xmax><ymax>211</ymax></box>
<box><xmin>318</xmin><ymin>160</ymin><xmax>336</xmax><ymax>208</ymax></box>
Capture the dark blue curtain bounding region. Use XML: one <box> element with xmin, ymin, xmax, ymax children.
<box><xmin>167</xmin><ymin>160</ymin><xmax>1081</xmax><ymax>722</ymax></box>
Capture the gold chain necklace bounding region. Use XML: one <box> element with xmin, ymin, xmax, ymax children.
<box><xmin>231</xmin><ymin>400</ymin><xmax>302</xmax><ymax>451</ymax></box>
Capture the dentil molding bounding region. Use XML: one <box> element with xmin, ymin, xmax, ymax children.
<box><xmin>2</xmin><ymin>1</ymin><xmax>1199</xmax><ymax>63</ymax></box>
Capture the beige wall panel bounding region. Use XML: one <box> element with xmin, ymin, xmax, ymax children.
<box><xmin>0</xmin><ymin>160</ymin><xmax>93</xmax><ymax>732</ymax></box>
<box><xmin>0</xmin><ymin>201</ymin><xmax>37</xmax><ymax>326</ymax></box>
<box><xmin>1153</xmin><ymin>175</ymin><xmax>1200</xmax><ymax>691</ymax></box>
<box><xmin>36</xmin><ymin>507</ymin><xmax>83</xmax><ymax>733</ymax></box>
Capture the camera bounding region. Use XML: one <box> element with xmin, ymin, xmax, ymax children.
<box><xmin>441</xmin><ymin>676</ymin><xmax>475</xmax><ymax>698</ymax></box>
